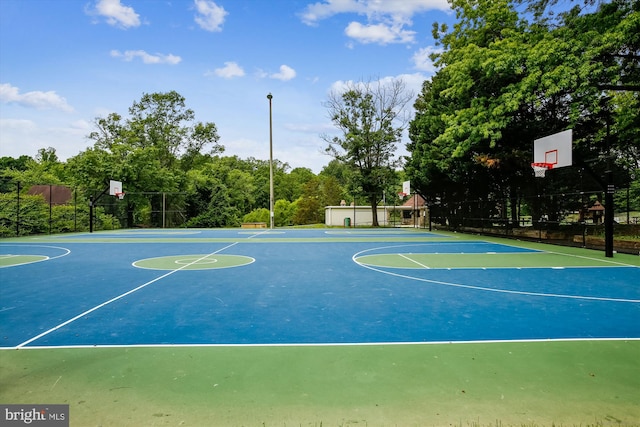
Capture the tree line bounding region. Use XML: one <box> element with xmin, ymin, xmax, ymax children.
<box><xmin>0</xmin><ymin>91</ymin><xmax>406</xmax><ymax>235</ymax></box>
<box><xmin>1</xmin><ymin>0</ymin><xmax>638</xmax><ymax>236</ymax></box>
<box><xmin>405</xmin><ymin>0</ymin><xmax>639</xmax><ymax>227</ymax></box>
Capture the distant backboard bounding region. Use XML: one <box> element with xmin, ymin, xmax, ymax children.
<box><xmin>109</xmin><ymin>180</ymin><xmax>123</xmax><ymax>196</ymax></box>
<box><xmin>402</xmin><ymin>180</ymin><xmax>410</xmax><ymax>196</ymax></box>
<box><xmin>533</xmin><ymin>129</ymin><xmax>572</xmax><ymax>168</ymax></box>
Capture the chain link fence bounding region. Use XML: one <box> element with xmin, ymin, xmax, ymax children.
<box><xmin>0</xmin><ymin>179</ymin><xmax>187</xmax><ymax>237</ymax></box>
<box><xmin>2</xmin><ymin>178</ymin><xmax>638</xmax><ymax>255</ymax></box>
<box><xmin>427</xmin><ymin>187</ymin><xmax>640</xmax><ymax>255</ymax></box>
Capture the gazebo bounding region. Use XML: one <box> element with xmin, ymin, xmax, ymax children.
<box><xmin>587</xmin><ymin>201</ymin><xmax>605</xmax><ymax>224</ymax></box>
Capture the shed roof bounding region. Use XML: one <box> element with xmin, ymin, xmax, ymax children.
<box><xmin>588</xmin><ymin>201</ymin><xmax>605</xmax><ymax>211</ymax></box>
<box><xmin>402</xmin><ymin>194</ymin><xmax>425</xmax><ymax>207</ymax></box>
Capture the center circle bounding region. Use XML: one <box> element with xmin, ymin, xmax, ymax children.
<box><xmin>133</xmin><ymin>254</ymin><xmax>254</xmax><ymax>271</ymax></box>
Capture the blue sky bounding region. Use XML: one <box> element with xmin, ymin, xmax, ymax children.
<box><xmin>0</xmin><ymin>0</ymin><xmax>451</xmax><ymax>173</ymax></box>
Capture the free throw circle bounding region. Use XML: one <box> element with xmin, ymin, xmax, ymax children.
<box><xmin>133</xmin><ymin>254</ymin><xmax>254</xmax><ymax>271</ymax></box>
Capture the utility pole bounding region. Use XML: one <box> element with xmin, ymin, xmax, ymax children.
<box><xmin>267</xmin><ymin>93</ymin><xmax>274</xmax><ymax>229</ymax></box>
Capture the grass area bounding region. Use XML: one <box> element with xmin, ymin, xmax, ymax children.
<box><xmin>1</xmin><ymin>341</ymin><xmax>639</xmax><ymax>426</ymax></box>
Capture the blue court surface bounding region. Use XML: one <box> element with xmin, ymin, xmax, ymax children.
<box><xmin>1</xmin><ymin>228</ymin><xmax>638</xmax><ymax>348</ymax></box>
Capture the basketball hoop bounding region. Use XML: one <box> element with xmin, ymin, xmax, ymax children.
<box><xmin>531</xmin><ymin>162</ymin><xmax>554</xmax><ymax>178</ymax></box>
<box><xmin>397</xmin><ymin>192</ymin><xmax>407</xmax><ymax>198</ymax></box>
<box><xmin>115</xmin><ymin>192</ymin><xmax>125</xmax><ymax>200</ymax></box>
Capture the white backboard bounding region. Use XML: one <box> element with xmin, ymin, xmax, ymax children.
<box><xmin>402</xmin><ymin>180</ymin><xmax>410</xmax><ymax>196</ymax></box>
<box><xmin>533</xmin><ymin>129</ymin><xmax>572</xmax><ymax>168</ymax></box>
<box><xmin>109</xmin><ymin>180</ymin><xmax>123</xmax><ymax>196</ymax></box>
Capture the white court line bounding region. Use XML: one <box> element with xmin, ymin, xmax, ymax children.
<box><xmin>468</xmin><ymin>240</ymin><xmax>638</xmax><ymax>268</ymax></box>
<box><xmin>546</xmin><ymin>249</ymin><xmax>639</xmax><ymax>268</ymax></box>
<box><xmin>0</xmin><ymin>245</ymin><xmax>70</xmax><ymax>268</ymax></box>
<box><xmin>355</xmin><ymin>261</ymin><xmax>640</xmax><ymax>303</ymax></box>
<box><xmin>15</xmin><ymin>242</ymin><xmax>239</xmax><ymax>348</ymax></box>
<box><xmin>4</xmin><ymin>337</ymin><xmax>639</xmax><ymax>351</ymax></box>
<box><xmin>245</xmin><ymin>229</ymin><xmax>276</xmax><ymax>239</ymax></box>
<box><xmin>352</xmin><ymin>245</ymin><xmax>640</xmax><ymax>303</ymax></box>
<box><xmin>398</xmin><ymin>253</ymin><xmax>430</xmax><ymax>269</ymax></box>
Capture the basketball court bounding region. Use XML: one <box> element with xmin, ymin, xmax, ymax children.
<box><xmin>1</xmin><ymin>132</ymin><xmax>639</xmax><ymax>424</ymax></box>
<box><xmin>1</xmin><ymin>228</ymin><xmax>639</xmax><ymax>425</ymax></box>
<box><xmin>1</xmin><ymin>228</ymin><xmax>638</xmax><ymax>348</ymax></box>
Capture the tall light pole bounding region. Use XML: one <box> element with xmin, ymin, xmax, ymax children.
<box><xmin>267</xmin><ymin>93</ymin><xmax>274</xmax><ymax>229</ymax></box>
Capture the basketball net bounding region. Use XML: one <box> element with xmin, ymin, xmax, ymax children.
<box><xmin>531</xmin><ymin>162</ymin><xmax>553</xmax><ymax>178</ymax></box>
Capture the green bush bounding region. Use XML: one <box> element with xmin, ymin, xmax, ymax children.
<box><xmin>242</xmin><ymin>208</ymin><xmax>269</xmax><ymax>224</ymax></box>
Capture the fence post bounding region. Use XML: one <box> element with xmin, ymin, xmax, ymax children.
<box><xmin>49</xmin><ymin>184</ymin><xmax>52</xmax><ymax>235</ymax></box>
<box><xmin>605</xmin><ymin>171</ymin><xmax>614</xmax><ymax>257</ymax></box>
<box><xmin>16</xmin><ymin>181</ymin><xmax>21</xmax><ymax>236</ymax></box>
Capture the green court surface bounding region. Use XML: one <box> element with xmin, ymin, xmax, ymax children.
<box><xmin>133</xmin><ymin>254</ymin><xmax>255</xmax><ymax>270</ymax></box>
<box><xmin>1</xmin><ymin>341</ymin><xmax>638</xmax><ymax>426</ymax></box>
<box><xmin>0</xmin><ymin>254</ymin><xmax>48</xmax><ymax>267</ymax></box>
<box><xmin>356</xmin><ymin>251</ymin><xmax>626</xmax><ymax>269</ymax></box>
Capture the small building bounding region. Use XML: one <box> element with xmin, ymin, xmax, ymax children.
<box><xmin>325</xmin><ymin>205</ymin><xmax>390</xmax><ymax>227</ymax></box>
<box><xmin>325</xmin><ymin>195</ymin><xmax>428</xmax><ymax>227</ymax></box>
<box><xmin>397</xmin><ymin>194</ymin><xmax>428</xmax><ymax>227</ymax></box>
<box><xmin>27</xmin><ymin>185</ymin><xmax>72</xmax><ymax>205</ymax></box>
<box><xmin>587</xmin><ymin>200</ymin><xmax>605</xmax><ymax>224</ymax></box>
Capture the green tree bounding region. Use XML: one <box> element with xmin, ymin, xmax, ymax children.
<box><xmin>319</xmin><ymin>175</ymin><xmax>344</xmax><ymax>207</ymax></box>
<box><xmin>280</xmin><ymin>167</ymin><xmax>315</xmax><ymax>202</ymax></box>
<box><xmin>324</xmin><ymin>78</ymin><xmax>413</xmax><ymax>226</ymax></box>
<box><xmin>2</xmin><ymin>148</ymin><xmax>66</xmax><ymax>188</ymax></box>
<box><xmin>242</xmin><ymin>208</ymin><xmax>269</xmax><ymax>224</ymax></box>
<box><xmin>319</xmin><ymin>159</ymin><xmax>351</xmax><ymax>203</ymax></box>
<box><xmin>185</xmin><ymin>179</ymin><xmax>239</xmax><ymax>227</ymax></box>
<box><xmin>294</xmin><ymin>178</ymin><xmax>324</xmax><ymax>225</ymax></box>
<box><xmin>293</xmin><ymin>175</ymin><xmax>346</xmax><ymax>225</ymax></box>
<box><xmin>0</xmin><ymin>194</ymin><xmax>47</xmax><ymax>236</ymax></box>
<box><xmin>0</xmin><ymin>155</ymin><xmax>31</xmax><ymax>172</ymax></box>
<box><xmin>226</xmin><ymin>169</ymin><xmax>257</xmax><ymax>214</ymax></box>
<box><xmin>406</xmin><ymin>0</ymin><xmax>639</xmax><ymax>226</ymax></box>
<box><xmin>68</xmin><ymin>91</ymin><xmax>222</xmax><ymax>227</ymax></box>
<box><xmin>274</xmin><ymin>199</ymin><xmax>295</xmax><ymax>226</ymax></box>
<box><xmin>245</xmin><ymin>157</ymin><xmax>291</xmax><ymax>211</ymax></box>
<box><xmin>0</xmin><ymin>155</ymin><xmax>31</xmax><ymax>195</ymax></box>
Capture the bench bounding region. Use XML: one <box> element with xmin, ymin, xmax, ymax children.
<box><xmin>241</xmin><ymin>222</ymin><xmax>267</xmax><ymax>229</ymax></box>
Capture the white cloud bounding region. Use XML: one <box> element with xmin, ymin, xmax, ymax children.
<box><xmin>300</xmin><ymin>0</ymin><xmax>366</xmax><ymax>25</ymax></box>
<box><xmin>328</xmin><ymin>73</ymin><xmax>424</xmax><ymax>103</ymax></box>
<box><xmin>345</xmin><ymin>21</ymin><xmax>416</xmax><ymax>44</ymax></box>
<box><xmin>412</xmin><ymin>46</ymin><xmax>442</xmax><ymax>73</ymax></box>
<box><xmin>301</xmin><ymin>0</ymin><xmax>449</xmax><ymax>25</ymax></box>
<box><xmin>270</xmin><ymin>65</ymin><xmax>297</xmax><ymax>81</ymax></box>
<box><xmin>210</xmin><ymin>62</ymin><xmax>245</xmax><ymax>79</ymax></box>
<box><xmin>194</xmin><ymin>0</ymin><xmax>227</xmax><ymax>32</ymax></box>
<box><xmin>300</xmin><ymin>0</ymin><xmax>449</xmax><ymax>45</ymax></box>
<box><xmin>394</xmin><ymin>72</ymin><xmax>429</xmax><ymax>95</ymax></box>
<box><xmin>91</xmin><ymin>0</ymin><xmax>141</xmax><ymax>29</ymax></box>
<box><xmin>0</xmin><ymin>83</ymin><xmax>74</xmax><ymax>112</ymax></box>
<box><xmin>110</xmin><ymin>50</ymin><xmax>182</xmax><ymax>64</ymax></box>
<box><xmin>70</xmin><ymin>119</ymin><xmax>92</xmax><ymax>131</ymax></box>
